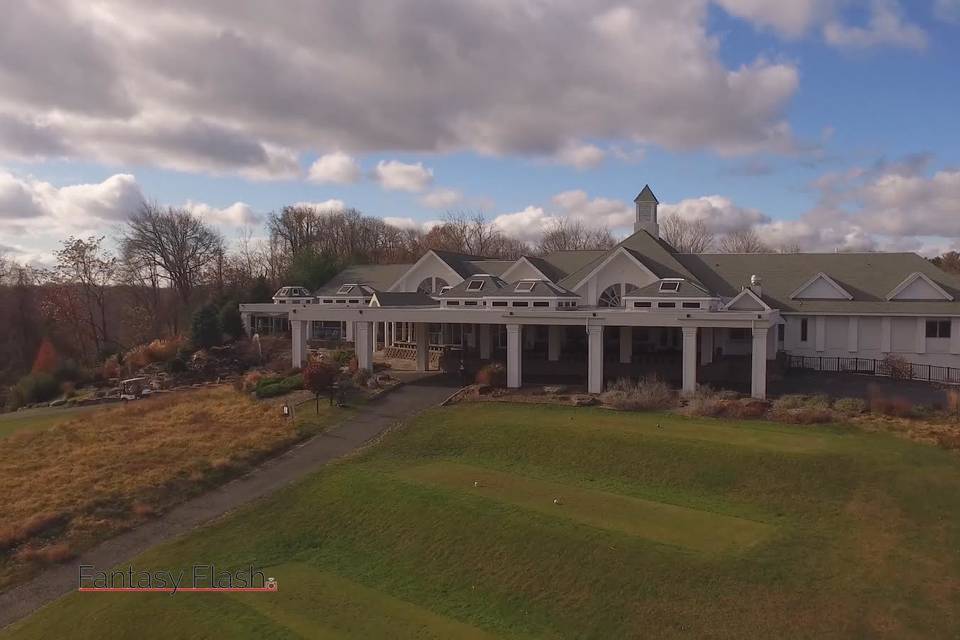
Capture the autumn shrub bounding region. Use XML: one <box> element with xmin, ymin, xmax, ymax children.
<box><xmin>124</xmin><ymin>344</ymin><xmax>152</xmax><ymax>370</ymax></box>
<box><xmin>601</xmin><ymin>377</ymin><xmax>677</xmax><ymax>411</ymax></box>
<box><xmin>870</xmin><ymin>394</ymin><xmax>915</xmax><ymax>418</ymax></box>
<box><xmin>31</xmin><ymin>339</ymin><xmax>58</xmax><ymax>374</ymax></box>
<box><xmin>0</xmin><ymin>511</ymin><xmax>69</xmax><ymax>551</ymax></box>
<box><xmin>770</xmin><ymin>394</ymin><xmax>834</xmax><ymax>424</ymax></box>
<box><xmin>833</xmin><ymin>397</ymin><xmax>867</xmax><ymax>417</ymax></box>
<box><xmin>725</xmin><ymin>397</ymin><xmax>770</xmax><ymax>419</ymax></box>
<box><xmin>936</xmin><ymin>431</ymin><xmax>960</xmax><ymax>451</ymax></box>
<box><xmin>101</xmin><ymin>354</ymin><xmax>121</xmax><ymax>379</ymax></box>
<box><xmin>682</xmin><ymin>387</ymin><xmax>728</xmax><ymax>417</ymax></box>
<box><xmin>14</xmin><ymin>542</ymin><xmax>74</xmax><ymax>564</ymax></box>
<box><xmin>14</xmin><ymin>373</ymin><xmax>60</xmax><ymax>405</ymax></box>
<box><xmin>476</xmin><ymin>363</ymin><xmax>506</xmax><ymax>387</ymax></box>
<box><xmin>146</xmin><ymin>337</ymin><xmax>184</xmax><ymax>362</ymax></box>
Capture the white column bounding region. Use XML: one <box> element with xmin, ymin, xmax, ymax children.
<box><xmin>848</xmin><ymin>317</ymin><xmax>859</xmax><ymax>353</ymax></box>
<box><xmin>619</xmin><ymin>326</ymin><xmax>632</xmax><ymax>364</ymax></box>
<box><xmin>682</xmin><ymin>327</ymin><xmax>698</xmax><ymax>395</ymax></box>
<box><xmin>881</xmin><ymin>317</ymin><xmax>892</xmax><ymax>353</ymax></box>
<box><xmin>951</xmin><ymin>318</ymin><xmax>960</xmax><ymax>355</ymax></box>
<box><xmin>548</xmin><ymin>325</ymin><xmax>562</xmax><ymax>362</ymax></box>
<box><xmin>291</xmin><ymin>319</ymin><xmax>308</xmax><ymax>368</ymax></box>
<box><xmin>356</xmin><ymin>321</ymin><xmax>374</xmax><ymax>371</ymax></box>
<box><xmin>415</xmin><ymin>322</ymin><xmax>429</xmax><ymax>372</ymax></box>
<box><xmin>240</xmin><ymin>312</ymin><xmax>252</xmax><ymax>336</ymax></box>
<box><xmin>345</xmin><ymin>320</ymin><xmax>354</xmax><ymax>342</ymax></box>
<box><xmin>700</xmin><ymin>327</ymin><xmax>714</xmax><ymax>365</ymax></box>
<box><xmin>479</xmin><ymin>324</ymin><xmax>491</xmax><ymax>360</ymax></box>
<box><xmin>815</xmin><ymin>316</ymin><xmax>825</xmax><ymax>352</ymax></box>
<box><xmin>587</xmin><ymin>324</ymin><xmax>603</xmax><ymax>394</ymax></box>
<box><xmin>915</xmin><ymin>317</ymin><xmax>927</xmax><ymax>354</ymax></box>
<box><xmin>506</xmin><ymin>324</ymin><xmax>522</xmax><ymax>388</ymax></box>
<box><xmin>751</xmin><ymin>327</ymin><xmax>769</xmax><ymax>400</ymax></box>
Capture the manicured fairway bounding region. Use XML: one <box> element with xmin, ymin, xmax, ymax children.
<box><xmin>5</xmin><ymin>402</ymin><xmax>960</xmax><ymax>639</ymax></box>
<box><xmin>398</xmin><ymin>461</ymin><xmax>772</xmax><ymax>552</ymax></box>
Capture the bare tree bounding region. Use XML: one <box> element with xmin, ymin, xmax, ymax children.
<box><xmin>49</xmin><ymin>236</ymin><xmax>117</xmax><ymax>356</ymax></box>
<box><xmin>717</xmin><ymin>228</ymin><xmax>770</xmax><ymax>253</ymax></box>
<box><xmin>537</xmin><ymin>218</ymin><xmax>615</xmax><ymax>254</ymax></box>
<box><xmin>121</xmin><ymin>203</ymin><xmax>224</xmax><ymax>305</ymax></box>
<box><xmin>659</xmin><ymin>215</ymin><xmax>715</xmax><ymax>253</ymax></box>
<box><xmin>267</xmin><ymin>205</ymin><xmax>324</xmax><ymax>256</ymax></box>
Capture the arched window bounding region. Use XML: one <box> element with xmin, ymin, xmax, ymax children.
<box><xmin>417</xmin><ymin>277</ymin><xmax>449</xmax><ymax>294</ymax></box>
<box><xmin>597</xmin><ymin>283</ymin><xmax>639</xmax><ymax>307</ymax></box>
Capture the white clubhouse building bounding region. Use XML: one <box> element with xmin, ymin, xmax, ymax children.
<box><xmin>240</xmin><ymin>186</ymin><xmax>960</xmax><ymax>399</ymax></box>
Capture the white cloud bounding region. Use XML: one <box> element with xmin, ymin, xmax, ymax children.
<box><xmin>492</xmin><ymin>206</ymin><xmax>557</xmax><ymax>243</ymax></box>
<box><xmin>307</xmin><ymin>151</ymin><xmax>360</xmax><ymax>184</ymax></box>
<box><xmin>823</xmin><ymin>1</ymin><xmax>927</xmax><ymax>50</ymax></box>
<box><xmin>382</xmin><ymin>216</ymin><xmax>442</xmax><ymax>232</ymax></box>
<box><xmin>659</xmin><ymin>195</ymin><xmax>770</xmax><ymax>235</ymax></box>
<box><xmin>551</xmin><ymin>190</ymin><xmax>634</xmax><ymax>229</ymax></box>
<box><xmin>373</xmin><ymin>160</ymin><xmax>434</xmax><ymax>192</ymax></box>
<box><xmin>183</xmin><ymin>201</ymin><xmax>260</xmax><ymax>227</ymax></box>
<box><xmin>492</xmin><ymin>190</ymin><xmax>634</xmax><ymax>243</ymax></box>
<box><xmin>553</xmin><ymin>141</ymin><xmax>605</xmax><ymax>170</ymax></box>
<box><xmin>0</xmin><ymin>171</ymin><xmax>143</xmax><ymax>229</ymax></box>
<box><xmin>934</xmin><ymin>0</ymin><xmax>960</xmax><ymax>22</ymax></box>
<box><xmin>419</xmin><ymin>188</ymin><xmax>462</xmax><ymax>209</ymax></box>
<box><xmin>0</xmin><ymin>0</ymin><xmax>804</xmax><ymax>175</ymax></box>
<box><xmin>291</xmin><ymin>199</ymin><xmax>346</xmax><ymax>211</ymax></box>
<box><xmin>714</xmin><ymin>0</ymin><xmax>833</xmax><ymax>38</ymax></box>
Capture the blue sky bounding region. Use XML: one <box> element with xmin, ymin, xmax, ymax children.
<box><xmin>1</xmin><ymin>0</ymin><xmax>959</xmax><ymax>263</ymax></box>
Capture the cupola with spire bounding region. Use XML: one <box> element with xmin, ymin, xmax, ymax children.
<box><xmin>633</xmin><ymin>184</ymin><xmax>659</xmax><ymax>237</ymax></box>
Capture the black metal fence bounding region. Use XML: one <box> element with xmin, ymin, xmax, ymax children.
<box><xmin>786</xmin><ymin>355</ymin><xmax>960</xmax><ymax>385</ymax></box>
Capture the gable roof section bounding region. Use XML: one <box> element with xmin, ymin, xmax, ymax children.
<box><xmin>886</xmin><ymin>272</ymin><xmax>954</xmax><ymax>301</ymax></box>
<box><xmin>315</xmin><ymin>263</ymin><xmax>412</xmax><ymax>295</ymax></box>
<box><xmin>723</xmin><ymin>288</ymin><xmax>770</xmax><ymax>311</ymax></box>
<box><xmin>675</xmin><ymin>252</ymin><xmax>960</xmax><ymax>314</ymax></box>
<box><xmin>789</xmin><ymin>272</ymin><xmax>854</xmax><ymax>300</ymax></box>
<box><xmin>558</xmin><ymin>230</ymin><xmax>701</xmax><ymax>290</ymax></box>
<box><xmin>465</xmin><ymin>259</ymin><xmax>514</xmax><ymax>276</ymax></box>
<box><xmin>499</xmin><ymin>256</ymin><xmax>554</xmax><ymax>283</ymax></box>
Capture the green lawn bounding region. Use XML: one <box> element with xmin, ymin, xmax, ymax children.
<box><xmin>0</xmin><ymin>404</ymin><xmax>104</xmax><ymax>440</ymax></box>
<box><xmin>5</xmin><ymin>402</ymin><xmax>960</xmax><ymax>639</ymax></box>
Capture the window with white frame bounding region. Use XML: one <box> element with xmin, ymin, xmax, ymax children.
<box><xmin>926</xmin><ymin>320</ymin><xmax>951</xmax><ymax>338</ymax></box>
<box><xmin>515</xmin><ymin>281</ymin><xmax>536</xmax><ymax>292</ymax></box>
<box><xmin>466</xmin><ymin>280</ymin><xmax>484</xmax><ymax>291</ymax></box>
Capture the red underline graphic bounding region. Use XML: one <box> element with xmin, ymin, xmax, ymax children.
<box><xmin>79</xmin><ymin>587</ymin><xmax>277</xmax><ymax>592</ymax></box>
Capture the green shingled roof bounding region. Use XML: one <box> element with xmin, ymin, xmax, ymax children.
<box><xmin>315</xmin><ymin>263</ymin><xmax>413</xmax><ymax>295</ymax></box>
<box><xmin>557</xmin><ymin>231</ymin><xmax>699</xmax><ymax>289</ymax></box>
<box><xmin>676</xmin><ymin>252</ymin><xmax>960</xmax><ymax>314</ymax></box>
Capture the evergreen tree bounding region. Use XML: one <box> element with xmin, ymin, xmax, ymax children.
<box><xmin>191</xmin><ymin>304</ymin><xmax>222</xmax><ymax>349</ymax></box>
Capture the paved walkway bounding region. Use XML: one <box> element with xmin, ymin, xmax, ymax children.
<box><xmin>0</xmin><ymin>374</ymin><xmax>458</xmax><ymax>630</ymax></box>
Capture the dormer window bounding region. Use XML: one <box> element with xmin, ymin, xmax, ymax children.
<box><xmin>466</xmin><ymin>280</ymin><xmax>484</xmax><ymax>291</ymax></box>
<box><xmin>337</xmin><ymin>284</ymin><xmax>355</xmax><ymax>295</ymax></box>
<box><xmin>514</xmin><ymin>281</ymin><xmax>536</xmax><ymax>293</ymax></box>
<box><xmin>659</xmin><ymin>280</ymin><xmax>681</xmax><ymax>293</ymax></box>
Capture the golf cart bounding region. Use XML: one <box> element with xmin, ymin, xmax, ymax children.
<box><xmin>120</xmin><ymin>377</ymin><xmax>152</xmax><ymax>401</ymax></box>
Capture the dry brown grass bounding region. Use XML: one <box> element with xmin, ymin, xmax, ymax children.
<box><xmin>0</xmin><ymin>387</ymin><xmax>306</xmax><ymax>589</ymax></box>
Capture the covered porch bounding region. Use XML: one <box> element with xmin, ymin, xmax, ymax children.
<box><xmin>271</xmin><ymin>304</ymin><xmax>781</xmax><ymax>399</ymax></box>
